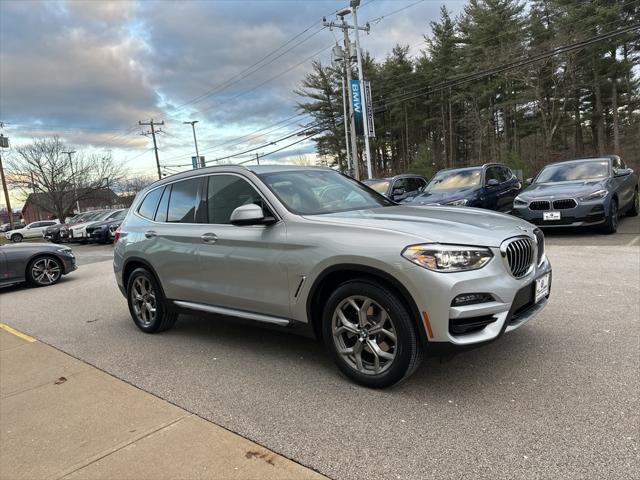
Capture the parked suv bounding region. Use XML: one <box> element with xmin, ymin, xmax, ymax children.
<box><xmin>512</xmin><ymin>156</ymin><xmax>638</xmax><ymax>233</ymax></box>
<box><xmin>5</xmin><ymin>220</ymin><xmax>59</xmax><ymax>243</ymax></box>
<box><xmin>113</xmin><ymin>166</ymin><xmax>551</xmax><ymax>388</ymax></box>
<box><xmin>363</xmin><ymin>174</ymin><xmax>428</xmax><ymax>202</ymax></box>
<box><xmin>404</xmin><ymin>164</ymin><xmax>521</xmax><ymax>212</ymax></box>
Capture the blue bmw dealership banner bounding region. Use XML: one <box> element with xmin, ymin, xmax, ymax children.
<box><xmin>350</xmin><ymin>80</ymin><xmax>365</xmax><ymax>136</ymax></box>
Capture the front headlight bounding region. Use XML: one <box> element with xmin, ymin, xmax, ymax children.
<box><xmin>514</xmin><ymin>195</ymin><xmax>528</xmax><ymax>207</ymax></box>
<box><xmin>445</xmin><ymin>198</ymin><xmax>468</xmax><ymax>206</ymax></box>
<box><xmin>56</xmin><ymin>248</ymin><xmax>72</xmax><ymax>255</ymax></box>
<box><xmin>579</xmin><ymin>189</ymin><xmax>608</xmax><ymax>201</ymax></box>
<box><xmin>402</xmin><ymin>244</ymin><xmax>493</xmax><ymax>272</ymax></box>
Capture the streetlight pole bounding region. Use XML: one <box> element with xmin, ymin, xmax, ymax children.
<box><xmin>350</xmin><ymin>0</ymin><xmax>373</xmax><ymax>179</ymax></box>
<box><xmin>183</xmin><ymin>120</ymin><xmax>203</xmax><ymax>167</ymax></box>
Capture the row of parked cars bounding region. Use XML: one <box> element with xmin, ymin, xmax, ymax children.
<box><xmin>364</xmin><ymin>155</ymin><xmax>639</xmax><ymax>233</ymax></box>
<box><xmin>3</xmin><ymin>208</ymin><xmax>128</xmax><ymax>244</ymax></box>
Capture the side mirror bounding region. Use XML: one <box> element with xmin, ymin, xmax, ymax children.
<box><xmin>487</xmin><ymin>179</ymin><xmax>500</xmax><ymax>187</ymax></box>
<box><xmin>230</xmin><ymin>204</ymin><xmax>273</xmax><ymax>226</ymax></box>
<box><xmin>614</xmin><ymin>168</ymin><xmax>631</xmax><ymax>177</ymax></box>
<box><xmin>525</xmin><ymin>177</ymin><xmax>533</xmax><ymax>185</ymax></box>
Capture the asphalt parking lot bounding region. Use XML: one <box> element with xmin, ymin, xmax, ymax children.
<box><xmin>1</xmin><ymin>217</ymin><xmax>638</xmax><ymax>480</ymax></box>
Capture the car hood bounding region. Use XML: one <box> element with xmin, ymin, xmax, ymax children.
<box><xmin>0</xmin><ymin>243</ymin><xmax>70</xmax><ymax>252</ymax></box>
<box><xmin>520</xmin><ymin>180</ymin><xmax>606</xmax><ymax>199</ymax></box>
<box><xmin>87</xmin><ymin>219</ymin><xmax>123</xmax><ymax>229</ymax></box>
<box><xmin>70</xmin><ymin>221</ymin><xmax>98</xmax><ymax>230</ymax></box>
<box><xmin>405</xmin><ymin>187</ymin><xmax>479</xmax><ymax>205</ymax></box>
<box><xmin>305</xmin><ymin>205</ymin><xmax>534</xmax><ymax>247</ymax></box>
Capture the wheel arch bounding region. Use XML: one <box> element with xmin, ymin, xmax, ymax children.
<box><xmin>25</xmin><ymin>253</ymin><xmax>67</xmax><ymax>278</ymax></box>
<box><xmin>122</xmin><ymin>257</ymin><xmax>162</xmax><ymax>291</ymax></box>
<box><xmin>306</xmin><ymin>263</ymin><xmax>427</xmax><ymax>345</ymax></box>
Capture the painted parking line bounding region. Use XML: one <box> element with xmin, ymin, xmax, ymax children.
<box><xmin>626</xmin><ymin>235</ymin><xmax>640</xmax><ymax>247</ymax></box>
<box><xmin>0</xmin><ymin>323</ymin><xmax>37</xmax><ymax>343</ymax></box>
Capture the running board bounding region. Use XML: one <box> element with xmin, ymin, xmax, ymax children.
<box><xmin>173</xmin><ymin>301</ymin><xmax>291</xmax><ymax>327</ymax></box>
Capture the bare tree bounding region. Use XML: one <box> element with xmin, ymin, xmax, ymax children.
<box><xmin>7</xmin><ymin>137</ymin><xmax>124</xmax><ymax>221</ymax></box>
<box><xmin>114</xmin><ymin>175</ymin><xmax>156</xmax><ymax>196</ymax></box>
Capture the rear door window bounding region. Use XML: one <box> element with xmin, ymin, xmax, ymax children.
<box><xmin>167</xmin><ymin>178</ymin><xmax>202</xmax><ymax>223</ymax></box>
<box><xmin>138</xmin><ymin>188</ymin><xmax>163</xmax><ymax>220</ymax></box>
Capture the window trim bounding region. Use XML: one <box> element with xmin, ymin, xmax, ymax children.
<box><xmin>133</xmin><ymin>172</ymin><xmax>281</xmax><ymax>226</ymax></box>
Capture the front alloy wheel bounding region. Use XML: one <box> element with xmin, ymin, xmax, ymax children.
<box><xmin>28</xmin><ymin>256</ymin><xmax>62</xmax><ymax>286</ymax></box>
<box><xmin>322</xmin><ymin>280</ymin><xmax>422</xmax><ymax>388</ymax></box>
<box><xmin>332</xmin><ymin>296</ymin><xmax>397</xmax><ymax>375</ymax></box>
<box><xmin>602</xmin><ymin>199</ymin><xmax>618</xmax><ymax>234</ymax></box>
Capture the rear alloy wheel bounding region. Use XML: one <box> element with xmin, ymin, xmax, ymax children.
<box><xmin>322</xmin><ymin>280</ymin><xmax>422</xmax><ymax>388</ymax></box>
<box><xmin>126</xmin><ymin>268</ymin><xmax>177</xmax><ymax>333</ymax></box>
<box><xmin>11</xmin><ymin>233</ymin><xmax>23</xmax><ymax>243</ymax></box>
<box><xmin>627</xmin><ymin>189</ymin><xmax>638</xmax><ymax>217</ymax></box>
<box><xmin>602</xmin><ymin>199</ymin><xmax>618</xmax><ymax>234</ymax></box>
<box><xmin>27</xmin><ymin>256</ymin><xmax>62</xmax><ymax>286</ymax></box>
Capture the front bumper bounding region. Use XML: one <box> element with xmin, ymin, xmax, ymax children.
<box><xmin>512</xmin><ymin>201</ymin><xmax>606</xmax><ymax>227</ymax></box>
<box><xmin>401</xmin><ymin>247</ymin><xmax>552</xmax><ymax>347</ymax></box>
<box><xmin>61</xmin><ymin>254</ymin><xmax>77</xmax><ymax>274</ymax></box>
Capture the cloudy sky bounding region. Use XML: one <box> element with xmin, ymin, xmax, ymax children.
<box><xmin>0</xmin><ymin>0</ymin><xmax>465</xmax><ymax>193</ymax></box>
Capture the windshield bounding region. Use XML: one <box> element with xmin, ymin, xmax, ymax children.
<box><xmin>363</xmin><ymin>180</ymin><xmax>390</xmax><ymax>194</ymax></box>
<box><xmin>425</xmin><ymin>169</ymin><xmax>481</xmax><ymax>192</ymax></box>
<box><xmin>259</xmin><ymin>169</ymin><xmax>393</xmax><ymax>215</ymax></box>
<box><xmin>535</xmin><ymin>160</ymin><xmax>610</xmax><ymax>183</ymax></box>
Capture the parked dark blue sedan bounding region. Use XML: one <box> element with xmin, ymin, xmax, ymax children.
<box><xmin>511</xmin><ymin>156</ymin><xmax>638</xmax><ymax>233</ymax></box>
<box><xmin>403</xmin><ymin>163</ymin><xmax>521</xmax><ymax>212</ymax></box>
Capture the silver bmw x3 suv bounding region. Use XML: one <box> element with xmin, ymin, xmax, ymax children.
<box><xmin>113</xmin><ymin>165</ymin><xmax>552</xmax><ymax>388</ymax></box>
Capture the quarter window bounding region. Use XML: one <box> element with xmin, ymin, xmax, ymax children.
<box><xmin>138</xmin><ymin>188</ymin><xmax>163</xmax><ymax>220</ymax></box>
<box><xmin>167</xmin><ymin>178</ymin><xmax>201</xmax><ymax>223</ymax></box>
<box><xmin>206</xmin><ymin>175</ymin><xmax>266</xmax><ymax>224</ymax></box>
<box><xmin>155</xmin><ymin>186</ymin><xmax>169</xmax><ymax>222</ymax></box>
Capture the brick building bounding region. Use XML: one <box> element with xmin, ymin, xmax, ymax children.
<box><xmin>21</xmin><ymin>188</ymin><xmax>121</xmax><ymax>223</ymax></box>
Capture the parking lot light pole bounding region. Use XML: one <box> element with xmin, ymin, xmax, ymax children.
<box><xmin>183</xmin><ymin>120</ymin><xmax>203</xmax><ymax>168</ymax></box>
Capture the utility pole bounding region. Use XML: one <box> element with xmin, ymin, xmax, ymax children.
<box><xmin>324</xmin><ymin>11</ymin><xmax>368</xmax><ymax>180</ymax></box>
<box><xmin>62</xmin><ymin>150</ymin><xmax>80</xmax><ymax>214</ymax></box>
<box><xmin>331</xmin><ymin>43</ymin><xmax>352</xmax><ymax>175</ymax></box>
<box><xmin>350</xmin><ymin>0</ymin><xmax>373</xmax><ymax>179</ymax></box>
<box><xmin>183</xmin><ymin>120</ymin><xmax>204</xmax><ymax>167</ymax></box>
<box><xmin>255</xmin><ymin>152</ymin><xmax>260</xmax><ymax>165</ymax></box>
<box><xmin>139</xmin><ymin>119</ymin><xmax>164</xmax><ymax>180</ymax></box>
<box><xmin>0</xmin><ymin>133</ymin><xmax>13</xmax><ymax>229</ymax></box>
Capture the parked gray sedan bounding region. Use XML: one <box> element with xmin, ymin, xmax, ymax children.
<box><xmin>0</xmin><ymin>243</ymin><xmax>76</xmax><ymax>287</ymax></box>
<box><xmin>512</xmin><ymin>156</ymin><xmax>638</xmax><ymax>233</ymax></box>
<box><xmin>113</xmin><ymin>165</ymin><xmax>552</xmax><ymax>388</ymax></box>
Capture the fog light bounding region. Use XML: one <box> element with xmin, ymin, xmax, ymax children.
<box><xmin>451</xmin><ymin>293</ymin><xmax>493</xmax><ymax>306</ymax></box>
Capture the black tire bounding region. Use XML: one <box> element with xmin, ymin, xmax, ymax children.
<box><xmin>602</xmin><ymin>198</ymin><xmax>619</xmax><ymax>234</ymax></box>
<box><xmin>11</xmin><ymin>233</ymin><xmax>23</xmax><ymax>243</ymax></box>
<box><xmin>322</xmin><ymin>280</ymin><xmax>422</xmax><ymax>388</ymax></box>
<box><xmin>126</xmin><ymin>267</ymin><xmax>177</xmax><ymax>333</ymax></box>
<box><xmin>627</xmin><ymin>188</ymin><xmax>638</xmax><ymax>217</ymax></box>
<box><xmin>26</xmin><ymin>255</ymin><xmax>63</xmax><ymax>287</ymax></box>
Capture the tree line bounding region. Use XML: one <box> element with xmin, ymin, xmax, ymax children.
<box><xmin>297</xmin><ymin>0</ymin><xmax>639</xmax><ymax>179</ymax></box>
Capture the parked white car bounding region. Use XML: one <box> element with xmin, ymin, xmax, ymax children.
<box><xmin>5</xmin><ymin>220</ymin><xmax>59</xmax><ymax>243</ymax></box>
<box><xmin>69</xmin><ymin>210</ymin><xmax>114</xmax><ymax>241</ymax></box>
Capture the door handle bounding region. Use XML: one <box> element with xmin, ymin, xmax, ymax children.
<box><xmin>201</xmin><ymin>232</ymin><xmax>217</xmax><ymax>244</ymax></box>
<box><xmin>144</xmin><ymin>230</ymin><xmax>157</xmax><ymax>239</ymax></box>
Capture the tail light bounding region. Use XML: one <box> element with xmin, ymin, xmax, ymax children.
<box><xmin>114</xmin><ymin>226</ymin><xmax>121</xmax><ymax>244</ymax></box>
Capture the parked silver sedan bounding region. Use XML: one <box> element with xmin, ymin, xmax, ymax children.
<box><xmin>113</xmin><ymin>165</ymin><xmax>551</xmax><ymax>388</ymax></box>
